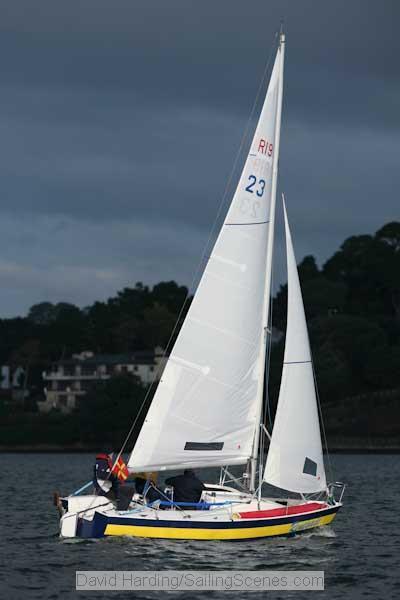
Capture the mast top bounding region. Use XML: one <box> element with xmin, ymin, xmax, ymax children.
<box><xmin>279</xmin><ymin>21</ymin><xmax>285</xmax><ymax>44</ymax></box>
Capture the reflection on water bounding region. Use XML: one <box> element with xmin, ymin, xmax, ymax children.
<box><xmin>1</xmin><ymin>453</ymin><xmax>399</xmax><ymax>599</ymax></box>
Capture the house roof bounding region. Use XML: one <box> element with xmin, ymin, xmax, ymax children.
<box><xmin>55</xmin><ymin>351</ymin><xmax>157</xmax><ymax>367</ymax></box>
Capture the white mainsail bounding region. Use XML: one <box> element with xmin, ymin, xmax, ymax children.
<box><xmin>128</xmin><ymin>39</ymin><xmax>285</xmax><ymax>472</ymax></box>
<box><xmin>264</xmin><ymin>198</ymin><xmax>327</xmax><ymax>493</ymax></box>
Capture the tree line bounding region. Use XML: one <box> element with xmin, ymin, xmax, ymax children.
<box><xmin>0</xmin><ymin>221</ymin><xmax>399</xmax><ymax>445</ymax></box>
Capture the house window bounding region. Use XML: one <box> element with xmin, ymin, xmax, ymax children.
<box><xmin>81</xmin><ymin>367</ymin><xmax>94</xmax><ymax>376</ymax></box>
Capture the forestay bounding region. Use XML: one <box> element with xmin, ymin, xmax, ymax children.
<box><xmin>264</xmin><ymin>199</ymin><xmax>327</xmax><ymax>493</ymax></box>
<box><xmin>128</xmin><ymin>46</ymin><xmax>283</xmax><ymax>472</ymax></box>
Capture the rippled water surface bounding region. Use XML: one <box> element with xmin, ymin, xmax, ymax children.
<box><xmin>1</xmin><ymin>453</ymin><xmax>398</xmax><ymax>599</ymax></box>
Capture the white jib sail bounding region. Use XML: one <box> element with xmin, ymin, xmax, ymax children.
<box><xmin>128</xmin><ymin>44</ymin><xmax>283</xmax><ymax>472</ymax></box>
<box><xmin>264</xmin><ymin>198</ymin><xmax>327</xmax><ymax>493</ymax></box>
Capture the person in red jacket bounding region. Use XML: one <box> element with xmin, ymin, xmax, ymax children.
<box><xmin>93</xmin><ymin>452</ymin><xmax>118</xmax><ymax>497</ymax></box>
<box><xmin>93</xmin><ymin>451</ymin><xmax>134</xmax><ymax>510</ymax></box>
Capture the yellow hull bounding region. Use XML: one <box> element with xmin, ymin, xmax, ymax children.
<box><xmin>104</xmin><ymin>512</ymin><xmax>337</xmax><ymax>540</ymax></box>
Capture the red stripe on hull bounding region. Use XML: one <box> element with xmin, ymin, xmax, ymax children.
<box><xmin>238</xmin><ymin>502</ymin><xmax>328</xmax><ymax>519</ymax></box>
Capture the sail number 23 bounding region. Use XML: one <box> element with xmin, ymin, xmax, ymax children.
<box><xmin>245</xmin><ymin>175</ymin><xmax>266</xmax><ymax>197</ymax></box>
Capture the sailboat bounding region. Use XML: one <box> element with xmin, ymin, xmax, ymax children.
<box><xmin>58</xmin><ymin>31</ymin><xmax>345</xmax><ymax>540</ymax></box>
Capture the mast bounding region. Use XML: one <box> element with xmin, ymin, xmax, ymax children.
<box><xmin>249</xmin><ymin>30</ymin><xmax>285</xmax><ymax>492</ymax></box>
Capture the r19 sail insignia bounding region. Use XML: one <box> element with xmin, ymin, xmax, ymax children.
<box><xmin>184</xmin><ymin>442</ymin><xmax>224</xmax><ymax>451</ymax></box>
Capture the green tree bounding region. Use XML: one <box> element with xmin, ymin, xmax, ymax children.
<box><xmin>310</xmin><ymin>315</ymin><xmax>388</xmax><ymax>397</ymax></box>
<box><xmin>44</xmin><ymin>304</ymin><xmax>88</xmax><ymax>356</ymax></box>
<box><xmin>152</xmin><ymin>281</ymin><xmax>189</xmax><ymax>315</ymax></box>
<box><xmin>27</xmin><ymin>302</ymin><xmax>58</xmax><ymax>325</ymax></box>
<box><xmin>323</xmin><ymin>227</ymin><xmax>400</xmax><ymax>320</ymax></box>
<box><xmin>363</xmin><ymin>345</ymin><xmax>400</xmax><ymax>389</ymax></box>
<box><xmin>376</xmin><ymin>221</ymin><xmax>400</xmax><ymax>251</ymax></box>
<box><xmin>79</xmin><ymin>374</ymin><xmax>147</xmax><ymax>449</ymax></box>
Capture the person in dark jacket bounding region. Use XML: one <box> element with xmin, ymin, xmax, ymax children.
<box><xmin>165</xmin><ymin>469</ymin><xmax>205</xmax><ymax>504</ymax></box>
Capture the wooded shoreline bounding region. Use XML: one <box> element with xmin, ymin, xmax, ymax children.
<box><xmin>1</xmin><ymin>440</ymin><xmax>399</xmax><ymax>453</ymax></box>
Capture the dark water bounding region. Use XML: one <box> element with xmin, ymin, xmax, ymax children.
<box><xmin>0</xmin><ymin>454</ymin><xmax>398</xmax><ymax>599</ymax></box>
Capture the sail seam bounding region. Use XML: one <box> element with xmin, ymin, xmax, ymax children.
<box><xmin>188</xmin><ymin>316</ymin><xmax>254</xmax><ymax>347</ymax></box>
<box><xmin>205</xmin><ymin>270</ymin><xmax>255</xmax><ymax>293</ymax></box>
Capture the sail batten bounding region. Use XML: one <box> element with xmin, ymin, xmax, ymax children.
<box><xmin>128</xmin><ymin>43</ymin><xmax>283</xmax><ymax>473</ymax></box>
<box><xmin>263</xmin><ymin>198</ymin><xmax>327</xmax><ymax>494</ymax></box>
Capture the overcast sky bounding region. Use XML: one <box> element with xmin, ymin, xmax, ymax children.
<box><xmin>0</xmin><ymin>0</ymin><xmax>398</xmax><ymax>317</ymax></box>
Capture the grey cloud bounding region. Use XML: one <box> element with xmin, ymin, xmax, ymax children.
<box><xmin>0</xmin><ymin>0</ymin><xmax>398</xmax><ymax>316</ymax></box>
<box><xmin>0</xmin><ymin>214</ymin><xmax>210</xmax><ymax>316</ymax></box>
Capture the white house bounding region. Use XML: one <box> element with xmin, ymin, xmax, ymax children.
<box><xmin>38</xmin><ymin>347</ymin><xmax>167</xmax><ymax>414</ymax></box>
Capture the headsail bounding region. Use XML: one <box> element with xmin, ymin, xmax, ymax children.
<box><xmin>263</xmin><ymin>197</ymin><xmax>327</xmax><ymax>493</ymax></box>
<box><xmin>128</xmin><ymin>40</ymin><xmax>284</xmax><ymax>472</ymax></box>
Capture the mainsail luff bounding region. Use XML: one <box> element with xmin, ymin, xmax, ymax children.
<box><xmin>128</xmin><ymin>41</ymin><xmax>283</xmax><ymax>473</ymax></box>
<box><xmin>249</xmin><ymin>32</ymin><xmax>285</xmax><ymax>491</ymax></box>
<box><xmin>263</xmin><ymin>197</ymin><xmax>327</xmax><ymax>494</ymax></box>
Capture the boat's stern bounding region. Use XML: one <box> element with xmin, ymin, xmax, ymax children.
<box><xmin>58</xmin><ymin>495</ymin><xmax>114</xmax><ymax>538</ymax></box>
